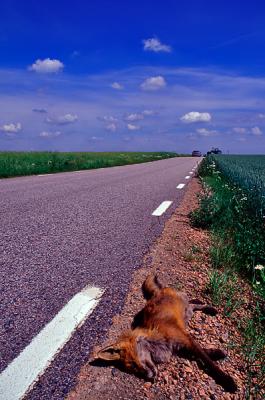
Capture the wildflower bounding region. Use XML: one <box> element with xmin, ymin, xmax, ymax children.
<box><xmin>255</xmin><ymin>265</ymin><xmax>264</xmax><ymax>270</ymax></box>
<box><xmin>256</xmin><ymin>281</ymin><xmax>261</xmax><ymax>285</ymax></box>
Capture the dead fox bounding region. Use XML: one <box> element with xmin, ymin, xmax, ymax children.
<box><xmin>96</xmin><ymin>275</ymin><xmax>237</xmax><ymax>393</ymax></box>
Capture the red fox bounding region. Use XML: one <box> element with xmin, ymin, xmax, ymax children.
<box><xmin>96</xmin><ymin>275</ymin><xmax>237</xmax><ymax>393</ymax></box>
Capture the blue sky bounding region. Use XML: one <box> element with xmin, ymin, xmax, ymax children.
<box><xmin>0</xmin><ymin>0</ymin><xmax>265</xmax><ymax>153</ymax></box>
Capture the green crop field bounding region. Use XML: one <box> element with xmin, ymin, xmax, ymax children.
<box><xmin>210</xmin><ymin>154</ymin><xmax>265</xmax><ymax>194</ymax></box>
<box><xmin>0</xmin><ymin>151</ymin><xmax>181</xmax><ymax>178</ymax></box>
<box><xmin>208</xmin><ymin>155</ymin><xmax>265</xmax><ymax>220</ymax></box>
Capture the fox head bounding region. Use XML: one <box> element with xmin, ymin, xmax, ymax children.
<box><xmin>96</xmin><ymin>330</ymin><xmax>172</xmax><ymax>379</ymax></box>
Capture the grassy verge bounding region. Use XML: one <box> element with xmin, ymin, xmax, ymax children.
<box><xmin>0</xmin><ymin>151</ymin><xmax>182</xmax><ymax>178</ymax></box>
<box><xmin>190</xmin><ymin>157</ymin><xmax>265</xmax><ymax>398</ymax></box>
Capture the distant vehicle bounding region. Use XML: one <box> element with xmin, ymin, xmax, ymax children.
<box><xmin>207</xmin><ymin>147</ymin><xmax>222</xmax><ymax>155</ymax></box>
<box><xmin>192</xmin><ymin>150</ymin><xmax>202</xmax><ymax>157</ymax></box>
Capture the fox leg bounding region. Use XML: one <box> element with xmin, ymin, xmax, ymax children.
<box><xmin>189</xmin><ymin>299</ymin><xmax>218</xmax><ymax>316</ymax></box>
<box><xmin>185</xmin><ymin>336</ymin><xmax>237</xmax><ymax>393</ymax></box>
<box><xmin>191</xmin><ymin>303</ymin><xmax>218</xmax><ymax>316</ymax></box>
<box><xmin>204</xmin><ymin>348</ymin><xmax>227</xmax><ymax>360</ymax></box>
<box><xmin>178</xmin><ymin>347</ymin><xmax>226</xmax><ymax>361</ymax></box>
<box><xmin>189</xmin><ymin>298</ymin><xmax>204</xmax><ymax>304</ymax></box>
<box><xmin>142</xmin><ymin>275</ymin><xmax>162</xmax><ymax>300</ymax></box>
<box><xmin>185</xmin><ymin>302</ymin><xmax>218</xmax><ymax>325</ymax></box>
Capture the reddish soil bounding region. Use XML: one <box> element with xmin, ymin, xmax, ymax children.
<box><xmin>68</xmin><ymin>178</ymin><xmax>254</xmax><ymax>400</ymax></box>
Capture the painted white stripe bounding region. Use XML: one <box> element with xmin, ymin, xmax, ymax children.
<box><xmin>177</xmin><ymin>183</ymin><xmax>185</xmax><ymax>189</ymax></box>
<box><xmin>0</xmin><ymin>286</ymin><xmax>104</xmax><ymax>400</ymax></box>
<box><xmin>185</xmin><ymin>175</ymin><xmax>191</xmax><ymax>179</ymax></box>
<box><xmin>189</xmin><ymin>171</ymin><xmax>193</xmax><ymax>175</ymax></box>
<box><xmin>37</xmin><ymin>173</ymin><xmax>55</xmax><ymax>177</ymax></box>
<box><xmin>152</xmin><ymin>201</ymin><xmax>172</xmax><ymax>216</ymax></box>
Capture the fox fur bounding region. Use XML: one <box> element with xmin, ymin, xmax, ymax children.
<box><xmin>96</xmin><ymin>275</ymin><xmax>237</xmax><ymax>393</ymax></box>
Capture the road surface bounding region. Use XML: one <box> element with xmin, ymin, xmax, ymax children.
<box><xmin>0</xmin><ymin>157</ymin><xmax>200</xmax><ymax>399</ymax></box>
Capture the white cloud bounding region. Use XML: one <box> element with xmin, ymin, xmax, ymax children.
<box><xmin>258</xmin><ymin>113</ymin><xmax>265</xmax><ymax>119</ymax></box>
<box><xmin>97</xmin><ymin>115</ymin><xmax>119</xmax><ymax>125</ymax></box>
<box><xmin>251</xmin><ymin>126</ymin><xmax>262</xmax><ymax>136</ymax></box>
<box><xmin>196</xmin><ymin>128</ymin><xmax>217</xmax><ymax>137</ymax></box>
<box><xmin>140</xmin><ymin>76</ymin><xmax>166</xmax><ymax>91</ymax></box>
<box><xmin>110</xmin><ymin>82</ymin><xmax>123</xmax><ymax>90</ymax></box>
<box><xmin>105</xmin><ymin>123</ymin><xmax>117</xmax><ymax>132</ymax></box>
<box><xmin>98</xmin><ymin>115</ymin><xmax>118</xmax><ymax>122</ymax></box>
<box><xmin>233</xmin><ymin>127</ymin><xmax>247</xmax><ymax>134</ymax></box>
<box><xmin>127</xmin><ymin>123</ymin><xmax>140</xmax><ymax>131</ymax></box>
<box><xmin>180</xmin><ymin>111</ymin><xmax>212</xmax><ymax>123</ymax></box>
<box><xmin>46</xmin><ymin>113</ymin><xmax>78</xmax><ymax>125</ymax></box>
<box><xmin>39</xmin><ymin>131</ymin><xmax>61</xmax><ymax>138</ymax></box>
<box><xmin>0</xmin><ymin>122</ymin><xmax>22</xmax><ymax>133</ymax></box>
<box><xmin>143</xmin><ymin>37</ymin><xmax>172</xmax><ymax>53</ymax></box>
<box><xmin>124</xmin><ymin>113</ymin><xmax>144</xmax><ymax>122</ymax></box>
<box><xmin>29</xmin><ymin>58</ymin><xmax>64</xmax><ymax>73</ymax></box>
<box><xmin>142</xmin><ymin>109</ymin><xmax>156</xmax><ymax>116</ymax></box>
<box><xmin>123</xmin><ymin>110</ymin><xmax>157</xmax><ymax>121</ymax></box>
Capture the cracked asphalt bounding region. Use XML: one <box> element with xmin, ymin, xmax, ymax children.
<box><xmin>0</xmin><ymin>157</ymin><xmax>200</xmax><ymax>399</ymax></box>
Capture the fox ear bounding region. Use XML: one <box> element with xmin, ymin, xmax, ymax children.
<box><xmin>97</xmin><ymin>344</ymin><xmax>121</xmax><ymax>361</ymax></box>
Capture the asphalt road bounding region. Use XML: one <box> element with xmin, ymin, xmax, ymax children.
<box><xmin>0</xmin><ymin>156</ymin><xmax>200</xmax><ymax>399</ymax></box>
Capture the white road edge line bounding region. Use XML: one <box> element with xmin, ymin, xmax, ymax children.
<box><xmin>185</xmin><ymin>176</ymin><xmax>191</xmax><ymax>179</ymax></box>
<box><xmin>0</xmin><ymin>286</ymin><xmax>104</xmax><ymax>400</ymax></box>
<box><xmin>189</xmin><ymin>171</ymin><xmax>193</xmax><ymax>174</ymax></box>
<box><xmin>176</xmin><ymin>183</ymin><xmax>185</xmax><ymax>189</ymax></box>
<box><xmin>152</xmin><ymin>201</ymin><xmax>173</xmax><ymax>216</ymax></box>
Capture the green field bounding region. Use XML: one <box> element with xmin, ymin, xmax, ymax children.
<box><xmin>0</xmin><ymin>151</ymin><xmax>181</xmax><ymax>178</ymax></box>
<box><xmin>209</xmin><ymin>154</ymin><xmax>265</xmax><ymax>217</ymax></box>
<box><xmin>210</xmin><ymin>154</ymin><xmax>265</xmax><ymax>195</ymax></box>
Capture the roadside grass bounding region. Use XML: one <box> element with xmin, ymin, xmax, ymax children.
<box><xmin>0</xmin><ymin>151</ymin><xmax>181</xmax><ymax>178</ymax></box>
<box><xmin>206</xmin><ymin>269</ymin><xmax>243</xmax><ymax>317</ymax></box>
<box><xmin>190</xmin><ymin>156</ymin><xmax>265</xmax><ymax>398</ymax></box>
<box><xmin>183</xmin><ymin>245</ymin><xmax>203</xmax><ymax>262</ymax></box>
<box><xmin>240</xmin><ymin>305</ymin><xmax>265</xmax><ymax>399</ymax></box>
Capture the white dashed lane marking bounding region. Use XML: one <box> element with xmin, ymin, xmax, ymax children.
<box><xmin>0</xmin><ymin>286</ymin><xmax>104</xmax><ymax>400</ymax></box>
<box><xmin>176</xmin><ymin>183</ymin><xmax>185</xmax><ymax>189</ymax></box>
<box><xmin>152</xmin><ymin>201</ymin><xmax>173</xmax><ymax>216</ymax></box>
